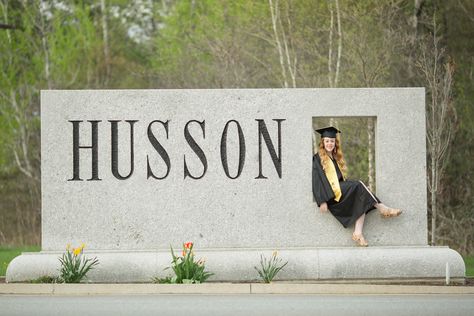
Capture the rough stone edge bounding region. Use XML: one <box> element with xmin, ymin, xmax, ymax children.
<box><xmin>6</xmin><ymin>247</ymin><xmax>465</xmax><ymax>283</ymax></box>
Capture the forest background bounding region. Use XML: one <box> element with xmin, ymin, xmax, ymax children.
<box><xmin>0</xmin><ymin>0</ymin><xmax>473</xmax><ymax>255</ymax></box>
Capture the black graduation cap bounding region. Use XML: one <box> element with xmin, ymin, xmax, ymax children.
<box><xmin>315</xmin><ymin>126</ymin><xmax>341</xmax><ymax>138</ymax></box>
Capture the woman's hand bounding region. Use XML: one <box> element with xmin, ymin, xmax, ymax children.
<box><xmin>319</xmin><ymin>202</ymin><xmax>329</xmax><ymax>213</ymax></box>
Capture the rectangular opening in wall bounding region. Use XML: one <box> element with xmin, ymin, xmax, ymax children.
<box><xmin>312</xmin><ymin>117</ymin><xmax>377</xmax><ymax>192</ymax></box>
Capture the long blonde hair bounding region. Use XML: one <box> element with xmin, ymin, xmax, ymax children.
<box><xmin>317</xmin><ymin>135</ymin><xmax>347</xmax><ymax>178</ymax></box>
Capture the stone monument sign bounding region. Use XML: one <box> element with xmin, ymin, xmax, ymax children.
<box><xmin>7</xmin><ymin>89</ymin><xmax>465</xmax><ymax>282</ymax></box>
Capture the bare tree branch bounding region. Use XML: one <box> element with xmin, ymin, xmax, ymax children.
<box><xmin>416</xmin><ymin>14</ymin><xmax>457</xmax><ymax>246</ymax></box>
<box><xmin>457</xmin><ymin>0</ymin><xmax>474</xmax><ymax>22</ymax></box>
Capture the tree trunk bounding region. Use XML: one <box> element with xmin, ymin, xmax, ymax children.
<box><xmin>327</xmin><ymin>0</ymin><xmax>334</xmax><ymax>87</ymax></box>
<box><xmin>269</xmin><ymin>0</ymin><xmax>288</xmax><ymax>88</ymax></box>
<box><xmin>430</xmin><ymin>153</ymin><xmax>437</xmax><ymax>245</ymax></box>
<box><xmin>408</xmin><ymin>0</ymin><xmax>424</xmax><ymax>80</ymax></box>
<box><xmin>100</xmin><ymin>0</ymin><xmax>111</xmax><ymax>86</ymax></box>
<box><xmin>281</xmin><ymin>8</ymin><xmax>297</xmax><ymax>88</ymax></box>
<box><xmin>367</xmin><ymin>118</ymin><xmax>375</xmax><ymax>191</ymax></box>
<box><xmin>35</xmin><ymin>1</ymin><xmax>53</xmax><ymax>89</ymax></box>
<box><xmin>41</xmin><ymin>31</ymin><xmax>52</xmax><ymax>89</ymax></box>
<box><xmin>327</xmin><ymin>0</ymin><xmax>342</xmax><ymax>88</ymax></box>
<box><xmin>334</xmin><ymin>0</ymin><xmax>342</xmax><ymax>87</ymax></box>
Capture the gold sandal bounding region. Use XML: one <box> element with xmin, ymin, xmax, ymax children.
<box><xmin>352</xmin><ymin>233</ymin><xmax>368</xmax><ymax>247</ymax></box>
<box><xmin>380</xmin><ymin>207</ymin><xmax>402</xmax><ymax>218</ymax></box>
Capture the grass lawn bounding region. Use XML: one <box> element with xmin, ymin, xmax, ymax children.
<box><xmin>465</xmin><ymin>256</ymin><xmax>474</xmax><ymax>277</ymax></box>
<box><xmin>0</xmin><ymin>246</ymin><xmax>40</xmax><ymax>276</ymax></box>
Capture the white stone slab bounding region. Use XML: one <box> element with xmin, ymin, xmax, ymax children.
<box><xmin>39</xmin><ymin>89</ymin><xmax>426</xmax><ymax>251</ymax></box>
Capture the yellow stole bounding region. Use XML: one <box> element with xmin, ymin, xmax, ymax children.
<box><xmin>321</xmin><ymin>156</ymin><xmax>343</xmax><ymax>202</ymax></box>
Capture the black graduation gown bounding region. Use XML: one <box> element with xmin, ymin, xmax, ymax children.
<box><xmin>312</xmin><ymin>154</ymin><xmax>381</xmax><ymax>228</ymax></box>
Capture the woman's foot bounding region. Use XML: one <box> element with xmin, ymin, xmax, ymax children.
<box><xmin>379</xmin><ymin>207</ymin><xmax>402</xmax><ymax>218</ymax></box>
<box><xmin>352</xmin><ymin>233</ymin><xmax>368</xmax><ymax>247</ymax></box>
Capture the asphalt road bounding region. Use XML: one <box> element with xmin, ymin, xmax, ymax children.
<box><xmin>1</xmin><ymin>294</ymin><xmax>474</xmax><ymax>316</ymax></box>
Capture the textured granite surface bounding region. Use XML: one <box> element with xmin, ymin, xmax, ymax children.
<box><xmin>39</xmin><ymin>89</ymin><xmax>426</xmax><ymax>250</ymax></box>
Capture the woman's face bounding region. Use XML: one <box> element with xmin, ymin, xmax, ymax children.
<box><xmin>323</xmin><ymin>137</ymin><xmax>336</xmax><ymax>153</ymax></box>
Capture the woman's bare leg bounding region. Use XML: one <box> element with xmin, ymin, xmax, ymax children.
<box><xmin>354</xmin><ymin>213</ymin><xmax>365</xmax><ymax>235</ymax></box>
<box><xmin>352</xmin><ymin>213</ymin><xmax>368</xmax><ymax>246</ymax></box>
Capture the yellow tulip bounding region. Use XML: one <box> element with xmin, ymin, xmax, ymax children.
<box><xmin>66</xmin><ymin>243</ymin><xmax>71</xmax><ymax>251</ymax></box>
<box><xmin>73</xmin><ymin>247</ymin><xmax>82</xmax><ymax>256</ymax></box>
<box><xmin>272</xmin><ymin>251</ymin><xmax>278</xmax><ymax>257</ymax></box>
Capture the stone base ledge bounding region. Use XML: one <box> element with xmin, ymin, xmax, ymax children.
<box><xmin>6</xmin><ymin>246</ymin><xmax>465</xmax><ymax>283</ymax></box>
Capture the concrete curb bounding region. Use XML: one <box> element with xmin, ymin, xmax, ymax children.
<box><xmin>1</xmin><ymin>283</ymin><xmax>473</xmax><ymax>295</ymax></box>
<box><xmin>249</xmin><ymin>283</ymin><xmax>474</xmax><ymax>295</ymax></box>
